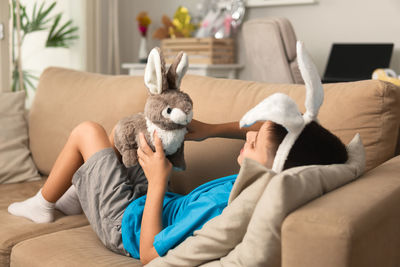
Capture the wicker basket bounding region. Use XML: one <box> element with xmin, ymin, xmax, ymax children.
<box><xmin>161</xmin><ymin>38</ymin><xmax>234</xmax><ymax>64</ymax></box>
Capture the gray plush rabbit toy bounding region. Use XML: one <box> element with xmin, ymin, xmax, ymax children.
<box><xmin>114</xmin><ymin>47</ymin><xmax>193</xmax><ymax>171</ymax></box>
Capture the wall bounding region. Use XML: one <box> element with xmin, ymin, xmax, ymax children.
<box><xmin>19</xmin><ymin>0</ymin><xmax>86</xmax><ymax>107</ymax></box>
<box><xmin>238</xmin><ymin>0</ymin><xmax>400</xmax><ymax>79</ymax></box>
<box><xmin>121</xmin><ymin>0</ymin><xmax>400</xmax><ymax>80</ymax></box>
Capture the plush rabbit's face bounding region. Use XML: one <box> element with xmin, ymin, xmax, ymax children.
<box><xmin>143</xmin><ymin>47</ymin><xmax>193</xmax><ymax>130</ymax></box>
<box><xmin>145</xmin><ymin>90</ymin><xmax>193</xmax><ymax>130</ymax></box>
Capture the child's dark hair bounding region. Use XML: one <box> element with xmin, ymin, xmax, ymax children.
<box><xmin>270</xmin><ymin>121</ymin><xmax>348</xmax><ymax>170</ymax></box>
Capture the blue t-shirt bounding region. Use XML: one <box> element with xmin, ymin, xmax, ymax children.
<box><xmin>121</xmin><ymin>174</ymin><xmax>238</xmax><ymax>259</ymax></box>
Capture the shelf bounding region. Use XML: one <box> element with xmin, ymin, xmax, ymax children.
<box><xmin>246</xmin><ymin>0</ymin><xmax>317</xmax><ymax>7</ymax></box>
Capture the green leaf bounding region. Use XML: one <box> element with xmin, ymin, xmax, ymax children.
<box><xmin>46</xmin><ymin>14</ymin><xmax>79</xmax><ymax>48</ymax></box>
<box><xmin>47</xmin><ymin>13</ymin><xmax>61</xmax><ymax>39</ymax></box>
<box><xmin>27</xmin><ymin>1</ymin><xmax>56</xmax><ymax>33</ymax></box>
<box><xmin>12</xmin><ymin>68</ymin><xmax>39</xmax><ymax>93</ymax></box>
<box><xmin>10</xmin><ymin>0</ymin><xmax>80</xmax><ymax>93</ymax></box>
<box><xmin>11</xmin><ymin>1</ymin><xmax>29</xmax><ymax>31</ymax></box>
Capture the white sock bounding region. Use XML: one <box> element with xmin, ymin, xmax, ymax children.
<box><xmin>55</xmin><ymin>185</ymin><xmax>82</xmax><ymax>215</ymax></box>
<box><xmin>8</xmin><ymin>189</ymin><xmax>55</xmax><ymax>223</ymax></box>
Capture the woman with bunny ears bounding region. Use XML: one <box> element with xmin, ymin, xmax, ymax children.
<box><xmin>8</xmin><ymin>42</ymin><xmax>348</xmax><ymax>264</ymax></box>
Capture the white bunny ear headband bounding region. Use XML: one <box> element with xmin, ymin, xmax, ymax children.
<box><xmin>240</xmin><ymin>41</ymin><xmax>324</xmax><ymax>173</ymax></box>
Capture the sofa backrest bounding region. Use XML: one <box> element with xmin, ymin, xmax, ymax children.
<box><xmin>29</xmin><ymin>67</ymin><xmax>400</xmax><ymax>194</ymax></box>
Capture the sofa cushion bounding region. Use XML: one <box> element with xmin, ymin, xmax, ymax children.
<box><xmin>29</xmin><ymin>68</ymin><xmax>400</xmax><ymax>194</ymax></box>
<box><xmin>148</xmin><ymin>158</ymin><xmax>275</xmax><ymax>266</ymax></box>
<box><xmin>0</xmin><ymin>91</ymin><xmax>41</xmax><ymax>184</ymax></box>
<box><xmin>180</xmin><ymin>77</ymin><xmax>400</xmax><ymax>174</ymax></box>
<box><xmin>147</xmin><ymin>135</ymin><xmax>364</xmax><ymax>266</ymax></box>
<box><xmin>29</xmin><ymin>67</ymin><xmax>148</xmax><ymax>176</ymax></box>
<box><xmin>167</xmin><ymin>77</ymin><xmax>400</xmax><ymax>193</ymax></box>
<box><xmin>319</xmin><ymin>80</ymin><xmax>400</xmax><ymax>172</ymax></box>
<box><xmin>218</xmin><ymin>134</ymin><xmax>364</xmax><ymax>267</ymax></box>
<box><xmin>29</xmin><ymin>68</ymin><xmax>245</xmax><ymax>195</ymax></box>
<box><xmin>10</xmin><ymin>225</ymin><xmax>142</xmax><ymax>267</ymax></box>
<box><xmin>0</xmin><ymin>179</ymin><xmax>89</xmax><ymax>266</ymax></box>
<box><xmin>281</xmin><ymin>155</ymin><xmax>400</xmax><ymax>267</ymax></box>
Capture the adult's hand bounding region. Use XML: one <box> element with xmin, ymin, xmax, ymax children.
<box><xmin>185</xmin><ymin>119</ymin><xmax>214</xmax><ymax>141</ymax></box>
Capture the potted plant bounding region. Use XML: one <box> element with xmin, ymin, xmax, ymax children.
<box><xmin>10</xmin><ymin>0</ymin><xmax>79</xmax><ymax>94</ymax></box>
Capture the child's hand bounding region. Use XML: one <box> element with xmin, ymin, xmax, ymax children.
<box><xmin>185</xmin><ymin>119</ymin><xmax>213</xmax><ymax>141</ymax></box>
<box><xmin>138</xmin><ymin>132</ymin><xmax>172</xmax><ymax>188</ymax></box>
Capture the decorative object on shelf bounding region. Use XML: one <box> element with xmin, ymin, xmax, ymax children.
<box><xmin>153</xmin><ymin>15</ymin><xmax>182</xmax><ymax>40</ymax></box>
<box><xmin>172</xmin><ymin>6</ymin><xmax>197</xmax><ymax>37</ymax></box>
<box><xmin>136</xmin><ymin>12</ymin><xmax>151</xmax><ymax>63</ymax></box>
<box><xmin>152</xmin><ymin>3</ymin><xmax>239</xmax><ymax>65</ymax></box>
<box><xmin>372</xmin><ymin>68</ymin><xmax>400</xmax><ymax>87</ymax></box>
<box><xmin>10</xmin><ymin>0</ymin><xmax>79</xmax><ymax>94</ymax></box>
<box><xmin>195</xmin><ymin>0</ymin><xmax>245</xmax><ymax>39</ymax></box>
<box><xmin>161</xmin><ymin>37</ymin><xmax>234</xmax><ymax>64</ymax></box>
<box><xmin>246</xmin><ymin>0</ymin><xmax>317</xmax><ymax>7</ymax></box>
<box><xmin>153</xmin><ymin>6</ymin><xmax>197</xmax><ymax>40</ymax></box>
<box><xmin>230</xmin><ymin>0</ymin><xmax>246</xmax><ymax>32</ymax></box>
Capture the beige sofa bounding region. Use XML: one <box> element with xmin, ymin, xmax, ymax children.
<box><xmin>1</xmin><ymin>67</ymin><xmax>400</xmax><ymax>267</ymax></box>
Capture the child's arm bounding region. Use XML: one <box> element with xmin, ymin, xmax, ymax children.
<box><xmin>185</xmin><ymin>119</ymin><xmax>264</xmax><ymax>141</ymax></box>
<box><xmin>137</xmin><ymin>132</ymin><xmax>172</xmax><ymax>264</ymax></box>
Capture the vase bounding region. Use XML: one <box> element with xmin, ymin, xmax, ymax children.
<box><xmin>138</xmin><ymin>36</ymin><xmax>148</xmax><ymax>63</ymax></box>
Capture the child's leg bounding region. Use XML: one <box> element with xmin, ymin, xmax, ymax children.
<box><xmin>41</xmin><ymin>121</ymin><xmax>113</xmax><ymax>202</ymax></box>
<box><xmin>8</xmin><ymin>121</ymin><xmax>115</xmax><ymax>223</ymax></box>
<box><xmin>55</xmin><ymin>124</ymin><xmax>121</xmax><ymax>215</ymax></box>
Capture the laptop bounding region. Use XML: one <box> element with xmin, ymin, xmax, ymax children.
<box><xmin>322</xmin><ymin>43</ymin><xmax>394</xmax><ymax>83</ymax></box>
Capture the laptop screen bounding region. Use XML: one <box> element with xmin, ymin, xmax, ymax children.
<box><xmin>323</xmin><ymin>43</ymin><xmax>394</xmax><ymax>83</ymax></box>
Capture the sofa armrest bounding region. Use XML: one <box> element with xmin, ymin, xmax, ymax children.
<box><xmin>282</xmin><ymin>155</ymin><xmax>400</xmax><ymax>267</ymax></box>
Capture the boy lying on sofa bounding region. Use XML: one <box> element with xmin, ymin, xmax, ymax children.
<box><xmin>7</xmin><ymin>42</ymin><xmax>348</xmax><ymax>264</ymax></box>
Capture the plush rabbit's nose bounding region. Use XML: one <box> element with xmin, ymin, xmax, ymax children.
<box><xmin>170</xmin><ymin>108</ymin><xmax>192</xmax><ymax>125</ymax></box>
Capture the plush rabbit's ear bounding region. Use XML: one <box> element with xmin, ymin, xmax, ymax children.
<box><xmin>144</xmin><ymin>47</ymin><xmax>168</xmax><ymax>94</ymax></box>
<box><xmin>167</xmin><ymin>51</ymin><xmax>189</xmax><ymax>90</ymax></box>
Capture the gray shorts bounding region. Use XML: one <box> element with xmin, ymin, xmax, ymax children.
<box><xmin>72</xmin><ymin>147</ymin><xmax>147</xmax><ymax>256</ymax></box>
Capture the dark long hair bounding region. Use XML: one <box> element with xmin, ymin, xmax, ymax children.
<box><xmin>270</xmin><ymin>121</ymin><xmax>348</xmax><ymax>170</ymax></box>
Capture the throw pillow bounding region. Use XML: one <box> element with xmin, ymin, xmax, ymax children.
<box><xmin>0</xmin><ymin>91</ymin><xmax>41</xmax><ymax>183</ymax></box>
<box><xmin>219</xmin><ymin>134</ymin><xmax>365</xmax><ymax>267</ymax></box>
<box><xmin>148</xmin><ymin>134</ymin><xmax>365</xmax><ymax>267</ymax></box>
<box><xmin>147</xmin><ymin>158</ymin><xmax>276</xmax><ymax>266</ymax></box>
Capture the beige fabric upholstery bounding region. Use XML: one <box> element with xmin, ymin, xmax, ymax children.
<box><xmin>29</xmin><ymin>67</ymin><xmax>148</xmax><ymax>176</ymax></box>
<box><xmin>0</xmin><ymin>179</ymin><xmax>88</xmax><ymax>266</ymax></box>
<box><xmin>2</xmin><ymin>67</ymin><xmax>398</xmax><ymax>267</ymax></box>
<box><xmin>10</xmin><ymin>225</ymin><xmax>142</xmax><ymax>267</ymax></box>
<box><xmin>0</xmin><ymin>91</ymin><xmax>40</xmax><ymax>184</ymax></box>
<box><xmin>243</xmin><ymin>17</ymin><xmax>304</xmax><ymax>84</ymax></box>
<box><xmin>148</xmin><ymin>158</ymin><xmax>275</xmax><ymax>267</ymax></box>
<box><xmin>181</xmin><ymin>76</ymin><xmax>400</xmax><ymax>175</ymax></box>
<box><xmin>29</xmin><ymin>69</ymin><xmax>400</xmax><ymax>194</ymax></box>
<box><xmin>149</xmin><ymin>135</ymin><xmax>364</xmax><ymax>267</ymax></box>
<box><xmin>317</xmin><ymin>80</ymin><xmax>400</xmax><ymax>171</ymax></box>
<box><xmin>220</xmin><ymin>135</ymin><xmax>364</xmax><ymax>267</ymax></box>
<box><xmin>396</xmin><ymin>130</ymin><xmax>400</xmax><ymax>155</ymax></box>
<box><xmin>282</xmin><ymin>155</ymin><xmax>400</xmax><ymax>267</ymax></box>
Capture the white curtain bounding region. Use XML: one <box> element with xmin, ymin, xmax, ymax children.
<box><xmin>86</xmin><ymin>0</ymin><xmax>120</xmax><ymax>74</ymax></box>
<box><xmin>14</xmin><ymin>0</ymin><xmax>23</xmax><ymax>90</ymax></box>
<box><xmin>0</xmin><ymin>0</ymin><xmax>10</xmax><ymax>91</ymax></box>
